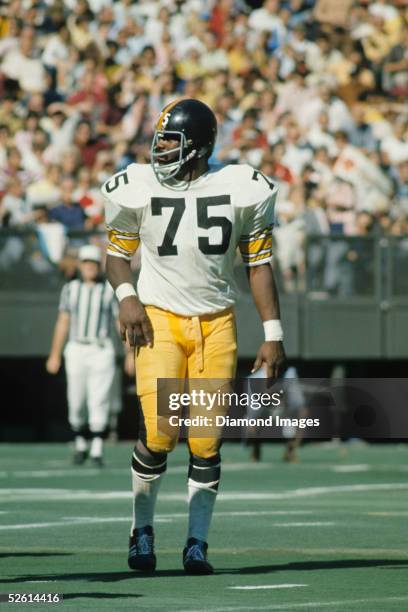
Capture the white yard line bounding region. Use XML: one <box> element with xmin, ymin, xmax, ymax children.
<box><xmin>0</xmin><ymin>462</ymin><xmax>274</xmax><ymax>479</ymax></box>
<box><xmin>216</xmin><ymin>483</ymin><xmax>408</xmax><ymax>500</ymax></box>
<box><xmin>2</xmin><ymin>482</ymin><xmax>408</xmax><ymax>503</ymax></box>
<box><xmin>272</xmin><ymin>522</ymin><xmax>335</xmax><ymax>527</ymax></box>
<box><xmin>0</xmin><ymin>512</ymin><xmax>329</xmax><ymax>531</ymax></box>
<box><xmin>70</xmin><ymin>510</ymin><xmax>312</xmax><ymax>520</ymax></box>
<box><xmin>229</xmin><ymin>584</ymin><xmax>307</xmax><ymax>590</ymax></box>
<box><xmin>2</xmin><ymin>463</ymin><xmax>408</xmax><ymax>479</ymax></box>
<box><xmin>0</xmin><ymin>517</ymin><xmax>173</xmax><ymax>530</ymax></box>
<box><xmin>367</xmin><ymin>511</ymin><xmax>408</xmax><ymax>517</ymax></box>
<box><xmin>211</xmin><ymin>510</ymin><xmax>313</xmax><ymax>516</ymax></box>
<box><xmin>332</xmin><ymin>464</ymin><xmax>370</xmax><ymax>472</ymax></box>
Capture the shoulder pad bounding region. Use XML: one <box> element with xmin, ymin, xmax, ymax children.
<box><xmin>220</xmin><ymin>164</ymin><xmax>278</xmax><ymax>208</ymax></box>
<box><xmin>101</xmin><ymin>163</ymin><xmax>153</xmax><ymax>209</ymax></box>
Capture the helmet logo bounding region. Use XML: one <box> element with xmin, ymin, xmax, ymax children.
<box><xmin>161</xmin><ymin>112</ymin><xmax>171</xmax><ymax>128</ymax></box>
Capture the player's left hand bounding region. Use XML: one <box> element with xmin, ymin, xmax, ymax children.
<box><xmin>251</xmin><ymin>341</ymin><xmax>286</xmax><ymax>381</ymax></box>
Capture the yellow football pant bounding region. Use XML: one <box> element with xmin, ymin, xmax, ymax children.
<box><xmin>135</xmin><ymin>305</ymin><xmax>237</xmax><ymax>458</ymax></box>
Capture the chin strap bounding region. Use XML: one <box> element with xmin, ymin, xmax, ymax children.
<box><xmin>152</xmin><ymin>149</ymin><xmax>198</xmax><ymax>185</ymax></box>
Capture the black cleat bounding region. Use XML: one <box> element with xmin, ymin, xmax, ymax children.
<box><xmin>128</xmin><ymin>525</ymin><xmax>156</xmax><ymax>572</ymax></box>
<box><xmin>183</xmin><ymin>537</ymin><xmax>214</xmax><ymax>575</ymax></box>
<box><xmin>73</xmin><ymin>450</ymin><xmax>88</xmax><ymax>465</ymax></box>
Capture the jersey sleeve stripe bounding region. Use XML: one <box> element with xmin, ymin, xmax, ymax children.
<box><xmin>239</xmin><ymin>224</ymin><xmax>273</xmax><ymax>242</ymax></box>
<box><xmin>107</xmin><ymin>242</ymin><xmax>133</xmax><ymax>256</ymax></box>
<box><xmin>241</xmin><ymin>246</ymin><xmax>273</xmax><ymax>259</ymax></box>
<box><xmin>110</xmin><ymin>233</ymin><xmax>140</xmax><ymax>241</ymax></box>
<box><xmin>241</xmin><ymin>252</ymin><xmax>273</xmax><ymax>266</ymax></box>
<box><xmin>106</xmin><ymin>247</ymin><xmax>132</xmax><ymax>261</ymax></box>
<box><xmin>108</xmin><ymin>230</ymin><xmax>140</xmax><ymax>258</ymax></box>
<box><xmin>239</xmin><ymin>235</ymin><xmax>273</xmax><ymax>256</ymax></box>
<box><xmin>106</xmin><ymin>226</ymin><xmax>140</xmax><ymax>239</ymax></box>
<box><xmin>239</xmin><ymin>231</ymin><xmax>271</xmax><ymax>243</ymax></box>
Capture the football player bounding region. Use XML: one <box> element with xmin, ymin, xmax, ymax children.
<box><xmin>102</xmin><ymin>98</ymin><xmax>286</xmax><ymax>574</ymax></box>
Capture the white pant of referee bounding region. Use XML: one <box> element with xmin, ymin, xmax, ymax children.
<box><xmin>64</xmin><ymin>339</ymin><xmax>115</xmax><ymax>446</ymax></box>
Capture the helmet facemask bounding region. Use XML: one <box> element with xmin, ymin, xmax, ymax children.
<box><xmin>151</xmin><ymin>130</ymin><xmax>197</xmax><ymax>185</ymax></box>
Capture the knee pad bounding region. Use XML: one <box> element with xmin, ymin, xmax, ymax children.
<box><xmin>188</xmin><ymin>453</ymin><xmax>221</xmax><ymax>493</ymax></box>
<box><xmin>131</xmin><ymin>444</ymin><xmax>167</xmax><ymax>482</ymax></box>
<box><xmin>70</xmin><ymin>424</ymin><xmax>89</xmax><ymax>437</ymax></box>
<box><xmin>89</xmin><ymin>426</ymin><xmax>110</xmax><ymax>440</ymax></box>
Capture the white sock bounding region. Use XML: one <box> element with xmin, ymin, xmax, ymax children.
<box><xmin>75</xmin><ymin>436</ymin><xmax>87</xmax><ymax>452</ymax></box>
<box><xmin>90</xmin><ymin>436</ymin><xmax>103</xmax><ymax>458</ymax></box>
<box><xmin>131</xmin><ymin>469</ymin><xmax>163</xmax><ymax>532</ymax></box>
<box><xmin>187</xmin><ymin>485</ymin><xmax>217</xmax><ymax>542</ymax></box>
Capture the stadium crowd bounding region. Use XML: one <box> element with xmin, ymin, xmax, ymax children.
<box><xmin>0</xmin><ymin>0</ymin><xmax>407</xmax><ymax>293</ymax></box>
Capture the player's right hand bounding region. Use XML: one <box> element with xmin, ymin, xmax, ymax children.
<box><xmin>46</xmin><ymin>355</ymin><xmax>61</xmax><ymax>374</ymax></box>
<box><xmin>119</xmin><ymin>296</ymin><xmax>154</xmax><ymax>348</ymax></box>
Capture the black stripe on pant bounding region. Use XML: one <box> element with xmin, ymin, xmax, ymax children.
<box><xmin>131</xmin><ymin>446</ymin><xmax>167</xmax><ymax>482</ymax></box>
<box><xmin>188</xmin><ymin>453</ymin><xmax>221</xmax><ymax>493</ymax></box>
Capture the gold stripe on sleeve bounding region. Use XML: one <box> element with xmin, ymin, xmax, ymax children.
<box><xmin>239</xmin><ymin>235</ymin><xmax>272</xmax><ymax>256</ymax></box>
<box><xmin>108</xmin><ymin>230</ymin><xmax>140</xmax><ymax>258</ymax></box>
<box><xmin>239</xmin><ymin>224</ymin><xmax>273</xmax><ymax>242</ymax></box>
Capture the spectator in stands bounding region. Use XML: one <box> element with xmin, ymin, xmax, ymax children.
<box><xmin>306</xmin><ymin>111</ymin><xmax>338</xmax><ymax>158</ymax></box>
<box><xmin>0</xmin><ymin>177</ymin><xmax>31</xmax><ymax>227</ymax></box>
<box><xmin>390</xmin><ymin>216</ymin><xmax>408</xmax><ymax>236</ymax></box>
<box><xmin>347</xmin><ymin>211</ymin><xmax>376</xmax><ymax>295</ymax></box>
<box><xmin>281</xmin><ymin>119</ymin><xmax>313</xmax><ymax>178</ymax></box>
<box><xmin>349</xmin><ymin>104</ymin><xmax>378</xmax><ymax>151</ymax></box>
<box><xmin>41</xmin><ymin>25</ymin><xmax>71</xmax><ymax>73</ymax></box>
<box><xmin>26</xmin><ymin>163</ymin><xmax>62</xmax><ymax>209</ymax></box>
<box><xmin>32</xmin><ymin>204</ymin><xmax>66</xmax><ymax>265</ymax></box>
<box><xmin>73</xmin><ymin>167</ymin><xmax>104</xmax><ymax>228</ymax></box>
<box><xmin>67</xmin><ymin>62</ymin><xmax>107</xmax><ymax>112</ymax></box>
<box><xmin>49</xmin><ymin>176</ymin><xmax>87</xmax><ymax>231</ymax></box>
<box><xmin>60</xmin><ymin>147</ymin><xmax>81</xmax><ymax>179</ymax></box>
<box><xmin>232</xmin><ymin>109</ymin><xmax>268</xmax><ymax>167</ymax></box>
<box><xmin>320</xmin><ymin>173</ymin><xmax>357</xmax><ymax>296</ymax></box>
<box><xmin>265</xmin><ymin>142</ymin><xmax>295</xmax><ymax>185</ymax></box>
<box><xmin>303</xmin><ymin>185</ymin><xmax>330</xmax><ymax>292</ymax></box>
<box><xmin>1</xmin><ymin>26</ymin><xmax>47</xmax><ymax>94</ymax></box>
<box><xmin>42</xmin><ymin>103</ymin><xmax>81</xmax><ymax>161</ymax></box>
<box><xmin>382</xmin><ymin>26</ymin><xmax>408</xmax><ymax>96</ymax></box>
<box><xmin>19</xmin><ymin>128</ymin><xmax>50</xmax><ymax>180</ymax></box>
<box><xmin>274</xmin><ymin>196</ymin><xmax>305</xmax><ymax>293</ymax></box>
<box><xmin>380</xmin><ymin>120</ymin><xmax>408</xmax><ymax>166</ymax></box>
<box><xmin>73</xmin><ymin>120</ymin><xmax>109</xmax><ymax>169</ymax></box>
<box><xmin>0</xmin><ymin>124</ymin><xmax>11</xmax><ymax>168</ymax></box>
<box><xmin>14</xmin><ymin>111</ymin><xmax>41</xmax><ymax>153</ymax></box>
<box><xmin>393</xmin><ymin>161</ymin><xmax>408</xmax><ymax>215</ymax></box>
<box><xmin>0</xmin><ymin>147</ymin><xmax>32</xmax><ymax>191</ymax></box>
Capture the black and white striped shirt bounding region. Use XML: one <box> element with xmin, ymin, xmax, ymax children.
<box><xmin>59</xmin><ymin>279</ymin><xmax>118</xmax><ymax>342</ymax></box>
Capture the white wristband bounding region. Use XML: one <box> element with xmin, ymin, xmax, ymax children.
<box><xmin>263</xmin><ymin>320</ymin><xmax>284</xmax><ymax>342</ymax></box>
<box><xmin>116</xmin><ymin>282</ymin><xmax>137</xmax><ymax>302</ymax></box>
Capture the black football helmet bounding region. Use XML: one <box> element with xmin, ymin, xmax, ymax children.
<box><xmin>151</xmin><ymin>98</ymin><xmax>217</xmax><ymax>185</ymax></box>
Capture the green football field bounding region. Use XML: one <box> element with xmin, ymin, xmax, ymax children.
<box><xmin>1</xmin><ymin>441</ymin><xmax>408</xmax><ymax>611</ymax></box>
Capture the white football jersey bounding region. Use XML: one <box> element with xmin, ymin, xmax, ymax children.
<box><xmin>102</xmin><ymin>163</ymin><xmax>277</xmax><ymax>316</ymax></box>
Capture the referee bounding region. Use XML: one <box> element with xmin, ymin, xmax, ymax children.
<box><xmin>46</xmin><ymin>244</ymin><xmax>126</xmax><ymax>466</ymax></box>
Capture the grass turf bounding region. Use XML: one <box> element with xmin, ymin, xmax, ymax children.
<box><xmin>1</xmin><ymin>441</ymin><xmax>408</xmax><ymax>611</ymax></box>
